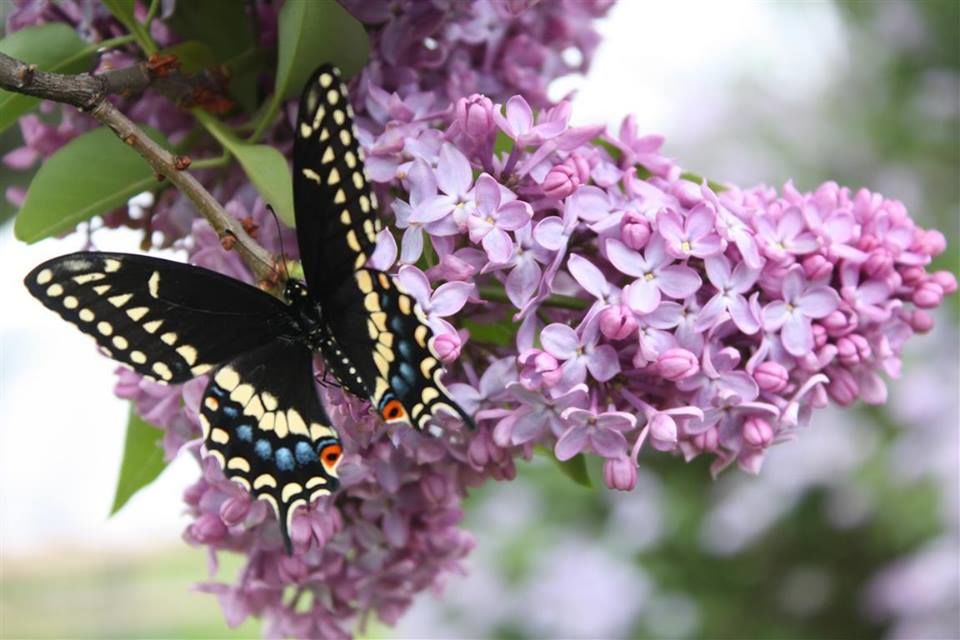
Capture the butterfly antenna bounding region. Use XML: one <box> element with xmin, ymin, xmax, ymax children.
<box><xmin>265</xmin><ymin>204</ymin><xmax>291</xmax><ymax>282</ymax></box>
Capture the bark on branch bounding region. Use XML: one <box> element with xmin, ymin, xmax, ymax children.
<box><xmin>0</xmin><ymin>51</ymin><xmax>278</xmax><ymax>284</ymax></box>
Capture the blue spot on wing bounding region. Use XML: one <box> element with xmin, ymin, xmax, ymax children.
<box><xmin>223</xmin><ymin>405</ymin><xmax>239</xmax><ymax>418</ymax></box>
<box><xmin>390</xmin><ymin>374</ymin><xmax>411</xmax><ymax>396</ymax></box>
<box><xmin>295</xmin><ymin>441</ymin><xmax>317</xmax><ymax>465</ymax></box>
<box><xmin>236</xmin><ymin>424</ymin><xmax>253</xmax><ymax>442</ymax></box>
<box><xmin>210</xmin><ymin>385</ymin><xmax>226</xmax><ymax>398</ymax></box>
<box><xmin>398</xmin><ymin>340</ymin><xmax>414</xmax><ymax>361</ymax></box>
<box><xmin>254</xmin><ymin>439</ymin><xmax>272</xmax><ymax>459</ymax></box>
<box><xmin>275</xmin><ymin>447</ymin><xmax>295</xmax><ymax>471</ymax></box>
<box><xmin>390</xmin><ymin>314</ymin><xmax>405</xmax><ymax>332</ymax></box>
<box><xmin>399</xmin><ymin>362</ymin><xmax>417</xmax><ymax>383</ymax></box>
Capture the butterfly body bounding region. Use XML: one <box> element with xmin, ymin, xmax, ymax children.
<box><xmin>23</xmin><ymin>64</ymin><xmax>473</xmax><ymax>553</ymax></box>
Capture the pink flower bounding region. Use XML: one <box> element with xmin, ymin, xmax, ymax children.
<box><xmin>555</xmin><ymin>407</ymin><xmax>637</xmax><ymax>460</ymax></box>
<box><xmin>762</xmin><ymin>266</ymin><xmax>840</xmax><ymax>356</ymax></box>
<box><xmin>755</xmin><ymin>206</ymin><xmax>819</xmax><ymax>262</ymax></box>
<box><xmin>606</xmin><ymin>235</ymin><xmax>702</xmax><ymax>314</ymax></box>
<box><xmin>465</xmin><ymin>174</ymin><xmax>532</xmax><ymax>263</ymax></box>
<box><xmin>540</xmin><ymin>319</ymin><xmax>621</xmax><ymax>392</ymax></box>
<box><xmin>656</xmin><ymin>205</ymin><xmax>723</xmax><ymax>259</ymax></box>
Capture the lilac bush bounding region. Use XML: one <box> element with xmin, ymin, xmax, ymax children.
<box><xmin>5</xmin><ymin>0</ymin><xmax>957</xmax><ymax>637</ymax></box>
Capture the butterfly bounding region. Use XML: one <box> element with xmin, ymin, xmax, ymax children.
<box><xmin>23</xmin><ymin>64</ymin><xmax>474</xmax><ymax>553</ymax></box>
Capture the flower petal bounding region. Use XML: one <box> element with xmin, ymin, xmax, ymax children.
<box><xmin>482</xmin><ymin>227</ymin><xmax>515</xmax><ymax>263</ymax></box>
<box><xmin>436</xmin><ymin>143</ymin><xmax>473</xmax><ymax>195</ymax></box>
<box><xmin>657</xmin><ymin>265</ymin><xmax>702</xmax><ymax>299</ymax></box>
<box><xmin>430</xmin><ymin>281</ymin><xmax>474</xmax><ymax>316</ymax></box>
<box><xmin>606</xmin><ymin>239</ymin><xmax>646</xmax><ymax>277</ymax></box>
<box><xmin>625</xmin><ymin>279</ymin><xmax>661</xmax><ymax>314</ymax></box>
<box><xmin>568</xmin><ymin>253</ymin><xmax>609</xmax><ymax>299</ymax></box>
<box><xmin>586</xmin><ymin>345</ymin><xmax>621</xmax><ymax>382</ymax></box>
<box><xmin>534</xmin><ymin>216</ymin><xmax>566</xmax><ymax>251</ymax></box>
<box><xmin>396</xmin><ymin>265</ymin><xmax>432</xmax><ymax>307</ymax></box>
<box><xmin>497</xmin><ymin>200</ymin><xmax>532</xmax><ymax>230</ymax></box>
<box><xmin>554</xmin><ymin>425</ymin><xmax>588</xmax><ymax>461</ymax></box>
<box><xmin>540</xmin><ymin>323</ymin><xmax>579</xmax><ymax>359</ymax></box>
<box><xmin>589</xmin><ymin>428</ymin><xmax>628</xmax><ymax>458</ymax></box>
<box><xmin>473</xmin><ymin>173</ymin><xmax>501</xmax><ymax>216</ymax></box>
<box><xmin>797</xmin><ymin>285</ymin><xmax>840</xmax><ymax>319</ymax></box>
<box><xmin>781</xmin><ymin>315</ymin><xmax>813</xmax><ymax>356</ymax></box>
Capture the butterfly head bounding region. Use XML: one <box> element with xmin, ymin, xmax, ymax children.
<box><xmin>283</xmin><ymin>279</ymin><xmax>310</xmax><ymax>304</ymax></box>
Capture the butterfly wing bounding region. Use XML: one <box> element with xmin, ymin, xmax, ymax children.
<box><xmin>322</xmin><ymin>268</ymin><xmax>475</xmax><ymax>434</ymax></box>
<box><xmin>200</xmin><ymin>340</ymin><xmax>341</xmax><ymax>554</ymax></box>
<box><xmin>24</xmin><ymin>252</ymin><xmax>296</xmax><ymax>384</ymax></box>
<box><xmin>293</xmin><ymin>64</ymin><xmax>381</xmax><ymax>298</ymax></box>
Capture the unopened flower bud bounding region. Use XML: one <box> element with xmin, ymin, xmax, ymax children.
<box><xmin>542</xmin><ymin>154</ymin><xmax>589</xmax><ymax>199</ymax></box>
<box><xmin>822</xmin><ymin>309</ymin><xmax>856</xmax><ymax>337</ymax></box>
<box><xmin>656</xmin><ymin>348</ymin><xmax>699</xmax><ymax>381</ymax></box>
<box><xmin>909</xmin><ymin>309</ymin><xmax>935</xmax><ymax>333</ymax></box>
<box><xmin>422</xmin><ymin>473</ymin><xmax>449</xmax><ymax>504</ymax></box>
<box><xmin>219</xmin><ymin>494</ymin><xmax>252</xmax><ymax>526</ymax></box>
<box><xmin>754</xmin><ymin>361</ymin><xmax>789</xmax><ymax>393</ymax></box>
<box><xmin>649</xmin><ymin>413</ymin><xmax>678</xmax><ymax>451</ymax></box>
<box><xmin>812</xmin><ymin>323</ymin><xmax>828</xmax><ymax>349</ymax></box>
<box><xmin>433</xmin><ymin>331</ymin><xmax>462</xmax><ymax>362</ymax></box>
<box><xmin>827</xmin><ymin>367</ymin><xmax>859</xmax><ymax>406</ymax></box>
<box><xmin>742</xmin><ymin>417</ymin><xmax>774</xmax><ymax>448</ymax></box>
<box><xmin>692</xmin><ymin>426</ymin><xmax>719</xmax><ymax>452</ymax></box>
<box><xmin>932</xmin><ymin>270</ymin><xmax>958</xmax><ymax>294</ymax></box>
<box><xmin>917</xmin><ymin>229</ymin><xmax>947</xmax><ymax>256</ymax></box>
<box><xmin>912</xmin><ymin>281</ymin><xmax>943</xmax><ymax>309</ymax></box>
<box><xmin>603</xmin><ymin>455</ymin><xmax>637</xmax><ymax>491</ymax></box>
<box><xmin>454</xmin><ymin>94</ymin><xmax>494</xmax><ymax>140</ymax></box>
<box><xmin>599</xmin><ymin>304</ymin><xmax>637</xmax><ymax>340</ymax></box>
<box><xmin>837</xmin><ymin>334</ymin><xmax>871</xmax><ymax>366</ymax></box>
<box><xmin>863</xmin><ymin>250</ymin><xmax>893</xmax><ymax>278</ymax></box>
<box><xmin>901</xmin><ymin>266</ymin><xmax>926</xmax><ymax>287</ymax></box>
<box><xmin>620</xmin><ymin>210</ymin><xmax>651</xmax><ymax>250</ymax></box>
<box><xmin>802</xmin><ymin>254</ymin><xmax>833</xmax><ymax>280</ymax></box>
<box><xmin>188</xmin><ymin>513</ymin><xmax>227</xmax><ymax>544</ymax></box>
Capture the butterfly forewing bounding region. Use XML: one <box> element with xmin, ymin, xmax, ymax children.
<box><xmin>294</xmin><ymin>64</ymin><xmax>381</xmax><ymax>299</ymax></box>
<box><xmin>200</xmin><ymin>340</ymin><xmax>342</xmax><ymax>553</ymax></box>
<box><xmin>24</xmin><ymin>252</ymin><xmax>296</xmax><ymax>384</ymax></box>
<box><xmin>323</xmin><ymin>269</ymin><xmax>475</xmax><ymax>433</ymax></box>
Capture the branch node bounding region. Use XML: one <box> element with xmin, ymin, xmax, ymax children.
<box><xmin>122</xmin><ymin>133</ymin><xmax>137</xmax><ymax>145</ymax></box>
<box><xmin>173</xmin><ymin>155</ymin><xmax>192</xmax><ymax>170</ymax></box>
<box><xmin>146</xmin><ymin>53</ymin><xmax>180</xmax><ymax>79</ymax></box>
<box><xmin>16</xmin><ymin>63</ymin><xmax>36</xmax><ymax>87</ymax></box>
<box><xmin>221</xmin><ymin>231</ymin><xmax>238</xmax><ymax>251</ymax></box>
<box><xmin>241</xmin><ymin>216</ymin><xmax>259</xmax><ymax>237</ymax></box>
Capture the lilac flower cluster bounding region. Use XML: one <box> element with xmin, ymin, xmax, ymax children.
<box><xmin>7</xmin><ymin>0</ymin><xmax>956</xmax><ymax>637</ymax></box>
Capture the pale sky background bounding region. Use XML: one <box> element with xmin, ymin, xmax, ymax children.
<box><xmin>0</xmin><ymin>2</ymin><xmax>875</xmax><ymax>557</ymax></box>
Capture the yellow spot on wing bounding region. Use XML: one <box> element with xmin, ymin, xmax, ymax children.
<box><xmin>321</xmin><ymin>147</ymin><xmax>335</xmax><ymax>164</ymax></box>
<box><xmin>97</xmin><ymin>321</ymin><xmax>113</xmax><ymax>336</ymax></box>
<box><xmin>287</xmin><ymin>410</ymin><xmax>308</xmax><ymax>436</ymax></box>
<box><xmin>79</xmin><ymin>309</ymin><xmax>94</xmax><ymax>322</ymax></box>
<box><xmin>228</xmin><ymin>457</ymin><xmax>250</xmax><ymax>472</ymax></box>
<box><xmin>261</xmin><ymin>392</ymin><xmax>278</xmax><ymax>411</ymax></box>
<box><xmin>36</xmin><ymin>269</ymin><xmax>53</xmax><ymax>285</ymax></box>
<box><xmin>319</xmin><ymin>73</ymin><xmax>333</xmax><ymax>88</ymax></box>
<box><xmin>274</xmin><ymin>411</ymin><xmax>288</xmax><ymax>438</ymax></box>
<box><xmin>282</xmin><ymin>482</ymin><xmax>303</xmax><ymax>502</ymax></box>
<box><xmin>176</xmin><ymin>345</ymin><xmax>198</xmax><ymax>365</ymax></box>
<box><xmin>356</xmin><ymin>271</ymin><xmax>373</xmax><ymax>293</ymax></box>
<box><xmin>108</xmin><ymin>293</ymin><xmax>132</xmax><ymax>307</ymax></box>
<box><xmin>310</xmin><ymin>423</ymin><xmax>335</xmax><ymax>440</ymax></box>
<box><xmin>302</xmin><ymin>168</ymin><xmax>322</xmax><ymax>184</ymax></box>
<box><xmin>420</xmin><ymin>357</ymin><xmax>438</xmax><ymax>378</ymax></box>
<box><xmin>63</xmin><ymin>296</ymin><xmax>78</xmax><ymax>309</ymax></box>
<box><xmin>46</xmin><ymin>284</ymin><xmax>64</xmax><ymax>297</ymax></box>
<box><xmin>244</xmin><ymin>395</ymin><xmax>265</xmax><ymax>419</ymax></box>
<box><xmin>160</xmin><ymin>332</ymin><xmax>177</xmax><ymax>346</ymax></box>
<box><xmin>104</xmin><ymin>259</ymin><xmax>121</xmax><ymax>273</ymax></box>
<box><xmin>230</xmin><ymin>383</ymin><xmax>254</xmax><ymax>406</ymax></box>
<box><xmin>328</xmin><ymin>167</ymin><xmax>340</xmax><ymax>185</ymax></box>
<box><xmin>148</xmin><ymin>271</ymin><xmax>160</xmax><ymax>298</ymax></box>
<box><xmin>126</xmin><ymin>307</ymin><xmax>148</xmax><ymax>321</ymax></box>
<box><xmin>215</xmin><ymin>367</ymin><xmax>240</xmax><ymax>391</ymax></box>
<box><xmin>211</xmin><ymin>428</ymin><xmax>229</xmax><ymax>444</ymax></box>
<box><xmin>152</xmin><ymin>362</ymin><xmax>173</xmax><ymax>380</ymax></box>
<box><xmin>299</xmin><ymin>122</ymin><xmax>312</xmax><ymax>138</ymax></box>
<box><xmin>254</xmin><ymin>474</ymin><xmax>277</xmax><ymax>489</ymax></box>
<box><xmin>130</xmin><ymin>351</ymin><xmax>147</xmax><ymax>364</ymax></box>
<box><xmin>72</xmin><ymin>273</ymin><xmax>104</xmax><ymax>285</ymax></box>
<box><xmin>143</xmin><ymin>319</ymin><xmax>162</xmax><ymax>334</ymax></box>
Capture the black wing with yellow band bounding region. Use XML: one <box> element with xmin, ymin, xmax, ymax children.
<box><xmin>200</xmin><ymin>340</ymin><xmax>342</xmax><ymax>553</ymax></box>
<box><xmin>23</xmin><ymin>252</ymin><xmax>293</xmax><ymax>384</ymax></box>
<box><xmin>293</xmin><ymin>64</ymin><xmax>381</xmax><ymax>300</ymax></box>
<box><xmin>323</xmin><ymin>269</ymin><xmax>476</xmax><ymax>434</ymax></box>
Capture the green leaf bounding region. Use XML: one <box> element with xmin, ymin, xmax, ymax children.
<box><xmin>14</xmin><ymin>126</ymin><xmax>169</xmax><ymax>243</ymax></box>
<box><xmin>110</xmin><ymin>405</ymin><xmax>168</xmax><ymax>515</ymax></box>
<box><xmin>196</xmin><ymin>111</ymin><xmax>295</xmax><ymax>226</ymax></box>
<box><xmin>276</xmin><ymin>0</ymin><xmax>369</xmax><ymax>99</ymax></box>
<box><xmin>166</xmin><ymin>1</ymin><xmax>257</xmax><ymax>111</ymax></box>
<box><xmin>101</xmin><ymin>0</ymin><xmax>137</xmax><ymax>25</ymax></box>
<box><xmin>463</xmin><ymin>317</ymin><xmax>516</xmax><ymax>348</ymax></box>
<box><xmin>537</xmin><ymin>446</ymin><xmax>593</xmax><ymax>488</ymax></box>
<box><xmin>493</xmin><ymin>130</ymin><xmax>514</xmax><ymax>156</ymax></box>
<box><xmin>680</xmin><ymin>170</ymin><xmax>727</xmax><ymax>193</ymax></box>
<box><xmin>157</xmin><ymin>40</ymin><xmax>217</xmax><ymax>74</ymax></box>
<box><xmin>0</xmin><ymin>24</ymin><xmax>96</xmax><ymax>134</ymax></box>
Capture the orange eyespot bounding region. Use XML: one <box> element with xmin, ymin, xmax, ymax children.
<box><xmin>381</xmin><ymin>399</ymin><xmax>407</xmax><ymax>422</ymax></box>
<box><xmin>320</xmin><ymin>443</ymin><xmax>342</xmax><ymax>470</ymax></box>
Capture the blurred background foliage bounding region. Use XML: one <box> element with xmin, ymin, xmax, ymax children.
<box><xmin>1</xmin><ymin>1</ymin><xmax>957</xmax><ymax>639</ymax></box>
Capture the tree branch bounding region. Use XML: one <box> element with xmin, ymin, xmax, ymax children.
<box><xmin>0</xmin><ymin>51</ymin><xmax>277</xmax><ymax>283</ymax></box>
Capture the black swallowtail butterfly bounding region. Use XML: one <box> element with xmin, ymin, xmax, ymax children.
<box><xmin>23</xmin><ymin>65</ymin><xmax>474</xmax><ymax>553</ymax></box>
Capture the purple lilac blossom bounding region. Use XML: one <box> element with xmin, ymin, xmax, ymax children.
<box><xmin>7</xmin><ymin>0</ymin><xmax>957</xmax><ymax>637</ymax></box>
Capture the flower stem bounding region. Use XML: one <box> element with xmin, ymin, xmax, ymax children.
<box><xmin>478</xmin><ymin>285</ymin><xmax>589</xmax><ymax>310</ymax></box>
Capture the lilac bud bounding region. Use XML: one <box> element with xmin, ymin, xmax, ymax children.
<box><xmin>802</xmin><ymin>254</ymin><xmax>833</xmax><ymax>280</ymax></box>
<box><xmin>812</xmin><ymin>323</ymin><xmax>828</xmax><ymax>349</ymax></box>
<box><xmin>656</xmin><ymin>348</ymin><xmax>699</xmax><ymax>381</ymax></box>
<box><xmin>649</xmin><ymin>413</ymin><xmax>678</xmax><ymax>451</ymax></box>
<box><xmin>433</xmin><ymin>331</ymin><xmax>462</xmax><ymax>362</ymax></box>
<box><xmin>519</xmin><ymin>349</ymin><xmax>561</xmax><ymax>389</ymax></box>
<box><xmin>827</xmin><ymin>367</ymin><xmax>859</xmax><ymax>406</ymax></box>
<box><xmin>454</xmin><ymin>94</ymin><xmax>495</xmax><ymax>140</ymax></box>
<box><xmin>692</xmin><ymin>426</ymin><xmax>719</xmax><ymax>452</ymax></box>
<box><xmin>219</xmin><ymin>494</ymin><xmax>252</xmax><ymax>526</ymax></box>
<box><xmin>932</xmin><ymin>270</ymin><xmax>958</xmax><ymax>294</ymax></box>
<box><xmin>863</xmin><ymin>250</ymin><xmax>894</xmax><ymax>278</ymax></box>
<box><xmin>918</xmin><ymin>229</ymin><xmax>947</xmax><ymax>256</ymax></box>
<box><xmin>188</xmin><ymin>513</ymin><xmax>227</xmax><ymax>544</ymax></box>
<box><xmin>599</xmin><ymin>304</ymin><xmax>637</xmax><ymax>340</ymax></box>
<box><xmin>742</xmin><ymin>417</ymin><xmax>774</xmax><ymax>449</ymax></box>
<box><xmin>912</xmin><ymin>281</ymin><xmax>943</xmax><ymax>309</ymax></box>
<box><xmin>422</xmin><ymin>473</ymin><xmax>449</xmax><ymax>504</ymax></box>
<box><xmin>910</xmin><ymin>309</ymin><xmax>934</xmax><ymax>333</ymax></box>
<box><xmin>541</xmin><ymin>154</ymin><xmax>589</xmax><ymax>199</ymax></box>
<box><xmin>183</xmin><ymin>480</ymin><xmax>205</xmax><ymax>507</ymax></box>
<box><xmin>671</xmin><ymin>180</ymin><xmax>701</xmax><ymax>208</ymax></box>
<box><xmin>620</xmin><ymin>210</ymin><xmax>651</xmax><ymax>250</ymax></box>
<box><xmin>837</xmin><ymin>334</ymin><xmax>871</xmax><ymax>366</ymax></box>
<box><xmin>754</xmin><ymin>361</ymin><xmax>789</xmax><ymax>393</ymax></box>
<box><xmin>822</xmin><ymin>309</ymin><xmax>856</xmax><ymax>337</ymax></box>
<box><xmin>901</xmin><ymin>266</ymin><xmax>926</xmax><ymax>287</ymax></box>
<box><xmin>603</xmin><ymin>455</ymin><xmax>638</xmax><ymax>491</ymax></box>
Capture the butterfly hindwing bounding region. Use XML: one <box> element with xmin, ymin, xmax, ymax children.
<box><xmin>293</xmin><ymin>64</ymin><xmax>381</xmax><ymax>298</ymax></box>
<box><xmin>322</xmin><ymin>268</ymin><xmax>475</xmax><ymax>433</ymax></box>
<box><xmin>24</xmin><ymin>252</ymin><xmax>296</xmax><ymax>384</ymax></box>
<box><xmin>200</xmin><ymin>340</ymin><xmax>342</xmax><ymax>553</ymax></box>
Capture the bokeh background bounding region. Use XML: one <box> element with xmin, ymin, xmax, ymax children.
<box><xmin>1</xmin><ymin>1</ymin><xmax>957</xmax><ymax>638</ymax></box>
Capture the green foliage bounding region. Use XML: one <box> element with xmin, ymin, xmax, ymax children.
<box><xmin>110</xmin><ymin>405</ymin><xmax>169</xmax><ymax>515</ymax></box>
<box><xmin>102</xmin><ymin>0</ymin><xmax>156</xmax><ymax>54</ymax></box>
<box><xmin>157</xmin><ymin>41</ymin><xmax>218</xmax><ymax>74</ymax></box>
<box><xmin>0</xmin><ymin>24</ymin><xmax>95</xmax><ymax>133</ymax></box>
<box><xmin>545</xmin><ymin>449</ymin><xmax>593</xmax><ymax>488</ymax></box>
<box><xmin>14</xmin><ymin>127</ymin><xmax>169</xmax><ymax>243</ymax></box>
<box><xmin>196</xmin><ymin>111</ymin><xmax>295</xmax><ymax>226</ymax></box>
